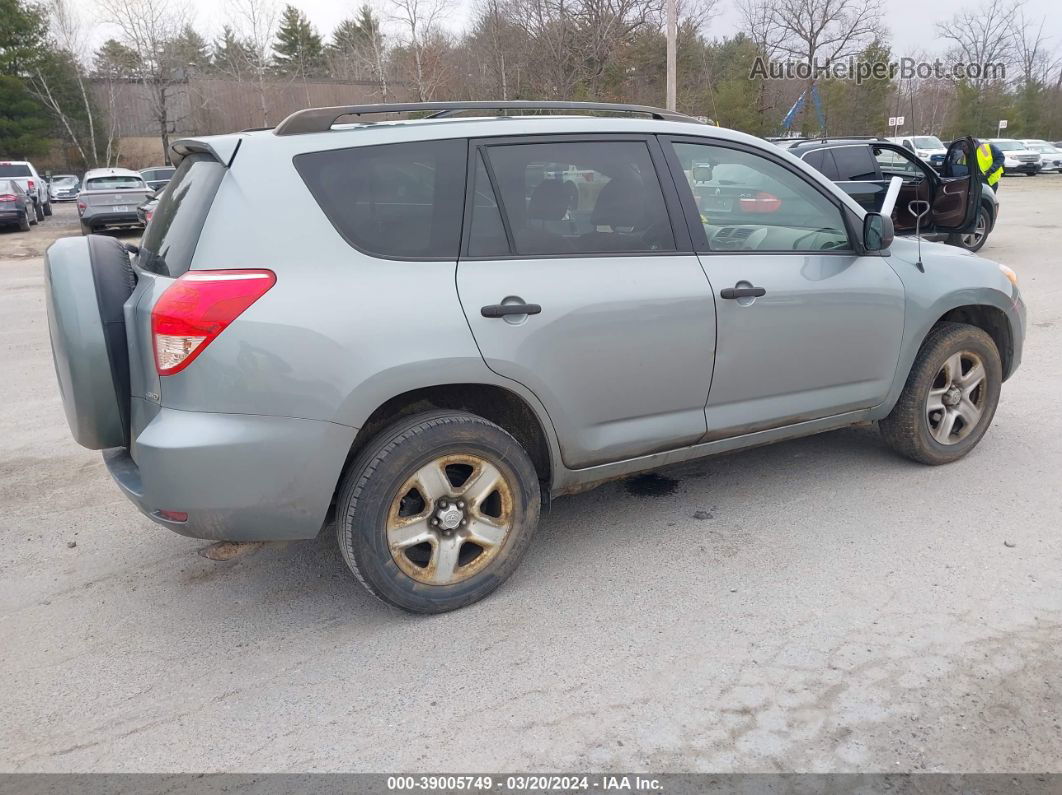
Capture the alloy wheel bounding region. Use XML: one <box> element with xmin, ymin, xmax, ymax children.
<box><xmin>925</xmin><ymin>351</ymin><xmax>986</xmax><ymax>445</ymax></box>
<box><xmin>386</xmin><ymin>454</ymin><xmax>514</xmax><ymax>585</ymax></box>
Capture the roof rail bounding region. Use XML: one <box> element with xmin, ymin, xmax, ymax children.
<box><xmin>273</xmin><ymin>101</ymin><xmax>703</xmax><ymax>136</ymax></box>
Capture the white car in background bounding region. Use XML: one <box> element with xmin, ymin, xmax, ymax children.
<box><xmin>989</xmin><ymin>139</ymin><xmax>1043</xmax><ymax>176</ymax></box>
<box><xmin>1020</xmin><ymin>140</ymin><xmax>1062</xmax><ymax>173</ymax></box>
<box><xmin>887</xmin><ymin>135</ymin><xmax>949</xmax><ymax>169</ymax></box>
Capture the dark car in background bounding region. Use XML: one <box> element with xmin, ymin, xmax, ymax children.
<box><xmin>139</xmin><ymin>166</ymin><xmax>176</xmax><ymax>192</ymax></box>
<box><xmin>787</xmin><ymin>137</ymin><xmax>997</xmax><ymax>252</ymax></box>
<box><xmin>0</xmin><ymin>179</ymin><xmax>33</xmax><ymax>231</ymax></box>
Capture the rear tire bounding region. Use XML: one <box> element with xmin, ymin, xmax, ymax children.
<box><xmin>34</xmin><ymin>201</ymin><xmax>44</xmax><ymax>221</ymax></box>
<box><xmin>336</xmin><ymin>410</ymin><xmax>541</xmax><ymax>614</ymax></box>
<box><xmin>879</xmin><ymin>322</ymin><xmax>1002</xmax><ymax>465</ymax></box>
<box><xmin>80</xmin><ymin>222</ymin><xmax>92</xmax><ymax>236</ymax></box>
<box><xmin>43</xmin><ymin>201</ymin><xmax>53</xmax><ymax>217</ymax></box>
<box><xmin>18</xmin><ymin>215</ymin><xmax>31</xmax><ymax>232</ymax></box>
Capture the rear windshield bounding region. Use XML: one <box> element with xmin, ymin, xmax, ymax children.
<box><xmin>0</xmin><ymin>180</ymin><xmax>22</xmax><ymax>194</ymax></box>
<box><xmin>138</xmin><ymin>154</ymin><xmax>226</xmax><ymax>277</ymax></box>
<box><xmin>0</xmin><ymin>164</ymin><xmax>32</xmax><ymax>177</ymax></box>
<box><xmin>143</xmin><ymin>168</ymin><xmax>175</xmax><ymax>180</ymax></box>
<box><xmin>86</xmin><ymin>175</ymin><xmax>146</xmax><ymax>190</ymax></box>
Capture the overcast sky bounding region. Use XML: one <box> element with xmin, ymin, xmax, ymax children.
<box><xmin>87</xmin><ymin>0</ymin><xmax>1059</xmax><ymax>61</ymax></box>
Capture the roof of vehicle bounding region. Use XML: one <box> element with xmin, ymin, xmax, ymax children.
<box><xmin>140</xmin><ymin>166</ymin><xmax>175</xmax><ymax>173</ymax></box>
<box><xmin>786</xmin><ymin>137</ymin><xmax>891</xmax><ymax>153</ymax></box>
<box><xmin>0</xmin><ymin>159</ymin><xmax>34</xmax><ymax>165</ymax></box>
<box><xmin>51</xmin><ymin>174</ymin><xmax>78</xmax><ymax>179</ymax></box>
<box><xmin>84</xmin><ymin>167</ymin><xmax>145</xmax><ymax>179</ymax></box>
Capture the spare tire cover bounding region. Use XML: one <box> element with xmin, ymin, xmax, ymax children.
<box><xmin>44</xmin><ymin>235</ymin><xmax>136</xmax><ymax>450</ymax></box>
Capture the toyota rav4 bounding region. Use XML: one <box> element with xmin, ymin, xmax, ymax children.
<box><xmin>45</xmin><ymin>101</ymin><xmax>1026</xmax><ymax>613</ymax></box>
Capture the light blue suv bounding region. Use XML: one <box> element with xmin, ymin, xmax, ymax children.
<box><xmin>44</xmin><ymin>101</ymin><xmax>1026</xmax><ymax>613</ymax></box>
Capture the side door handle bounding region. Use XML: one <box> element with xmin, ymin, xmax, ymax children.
<box><xmin>719</xmin><ymin>287</ymin><xmax>766</xmax><ymax>299</ymax></box>
<box><xmin>481</xmin><ymin>303</ymin><xmax>542</xmax><ymax>318</ymax></box>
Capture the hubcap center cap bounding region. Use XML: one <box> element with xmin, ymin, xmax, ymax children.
<box><xmin>943</xmin><ymin>386</ymin><xmax>961</xmax><ymax>407</ymax></box>
<box><xmin>436</xmin><ymin>504</ymin><xmax>463</xmax><ymax>531</ymax></box>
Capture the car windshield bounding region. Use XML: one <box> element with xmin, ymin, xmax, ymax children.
<box><xmin>913</xmin><ymin>137</ymin><xmax>944</xmax><ymax>149</ymax></box>
<box><xmin>53</xmin><ymin>176</ymin><xmax>78</xmax><ymax>186</ymax></box>
<box><xmin>85</xmin><ymin>176</ymin><xmax>146</xmax><ymax>190</ymax></box>
<box><xmin>0</xmin><ymin>163</ymin><xmax>32</xmax><ymax>177</ymax></box>
<box><xmin>993</xmin><ymin>141</ymin><xmax>1022</xmax><ymax>152</ymax></box>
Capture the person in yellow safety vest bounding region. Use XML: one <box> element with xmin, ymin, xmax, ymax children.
<box><xmin>976</xmin><ymin>140</ymin><xmax>1005</xmax><ymax>190</ymax></box>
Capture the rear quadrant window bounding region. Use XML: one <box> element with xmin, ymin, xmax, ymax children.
<box><xmin>295</xmin><ymin>139</ymin><xmax>467</xmax><ymax>260</ymax></box>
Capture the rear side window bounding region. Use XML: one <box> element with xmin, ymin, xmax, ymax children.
<box><xmin>482</xmin><ymin>140</ymin><xmax>675</xmax><ymax>256</ymax></box>
<box><xmin>830</xmin><ymin>146</ymin><xmax>879</xmax><ymax>181</ymax></box>
<box><xmin>0</xmin><ymin>163</ymin><xmax>32</xmax><ymax>177</ymax></box>
<box><xmin>295</xmin><ymin>139</ymin><xmax>466</xmax><ymax>260</ymax></box>
<box><xmin>138</xmin><ymin>154</ymin><xmax>226</xmax><ymax>277</ymax></box>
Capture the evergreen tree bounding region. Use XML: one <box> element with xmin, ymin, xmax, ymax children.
<box><xmin>169</xmin><ymin>24</ymin><xmax>212</xmax><ymax>75</ymax></box>
<box><xmin>212</xmin><ymin>26</ymin><xmax>254</xmax><ymax>78</ymax></box>
<box><xmin>273</xmin><ymin>5</ymin><xmax>324</xmax><ymax>78</ymax></box>
<box><xmin>94</xmin><ymin>39</ymin><xmax>143</xmax><ymax>78</ymax></box>
<box><xmin>0</xmin><ymin>0</ymin><xmax>52</xmax><ymax>157</ymax></box>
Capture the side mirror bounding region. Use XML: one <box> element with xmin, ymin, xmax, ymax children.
<box><xmin>863</xmin><ymin>212</ymin><xmax>894</xmax><ymax>252</ymax></box>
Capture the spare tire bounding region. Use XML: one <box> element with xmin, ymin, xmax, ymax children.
<box><xmin>45</xmin><ymin>235</ymin><xmax>136</xmax><ymax>450</ymax></box>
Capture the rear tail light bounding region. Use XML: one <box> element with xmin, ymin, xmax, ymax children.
<box><xmin>145</xmin><ymin>209</ymin><xmax>154</xmax><ymax>222</ymax></box>
<box><xmin>77</xmin><ymin>200</ymin><xmax>86</xmax><ymax>215</ymax></box>
<box><xmin>0</xmin><ymin>194</ymin><xmax>15</xmax><ymax>202</ymax></box>
<box><xmin>27</xmin><ymin>179</ymin><xmax>34</xmax><ymax>191</ymax></box>
<box><xmin>151</xmin><ymin>270</ymin><xmax>275</xmax><ymax>375</ymax></box>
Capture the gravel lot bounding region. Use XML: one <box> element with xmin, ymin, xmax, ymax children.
<box><xmin>1</xmin><ymin>181</ymin><xmax>1060</xmax><ymax>773</ymax></box>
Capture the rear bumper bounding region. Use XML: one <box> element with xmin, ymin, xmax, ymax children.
<box><xmin>104</xmin><ymin>408</ymin><xmax>356</xmax><ymax>541</ymax></box>
<box><xmin>83</xmin><ymin>211</ymin><xmax>143</xmax><ymax>229</ymax></box>
<box><xmin>0</xmin><ymin>209</ymin><xmax>26</xmax><ymax>222</ymax></box>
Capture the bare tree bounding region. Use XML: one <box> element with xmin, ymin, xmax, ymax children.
<box><xmin>768</xmin><ymin>0</ymin><xmax>882</xmax><ymax>130</ymax></box>
<box><xmin>1009</xmin><ymin>3</ymin><xmax>1056</xmax><ymax>86</ymax></box>
<box><xmin>389</xmin><ymin>0</ymin><xmax>451</xmax><ymax>101</ymax></box>
<box><xmin>98</xmin><ymin>0</ymin><xmax>191</xmax><ymax>163</ymax></box>
<box><xmin>228</xmin><ymin>0</ymin><xmax>278</xmax><ymax>127</ymax></box>
<box><xmin>23</xmin><ymin>0</ymin><xmax>118</xmax><ymax>167</ymax></box>
<box><xmin>936</xmin><ymin>0</ymin><xmax>1019</xmax><ymax>87</ymax></box>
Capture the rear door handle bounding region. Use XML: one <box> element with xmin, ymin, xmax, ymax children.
<box><xmin>719</xmin><ymin>287</ymin><xmax>766</xmax><ymax>299</ymax></box>
<box><xmin>481</xmin><ymin>303</ymin><xmax>542</xmax><ymax>318</ymax></box>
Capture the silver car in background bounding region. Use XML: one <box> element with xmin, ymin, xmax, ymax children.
<box><xmin>76</xmin><ymin>167</ymin><xmax>153</xmax><ymax>235</ymax></box>
<box><xmin>48</xmin><ymin>174</ymin><xmax>81</xmax><ymax>202</ymax></box>
<box><xmin>44</xmin><ymin>101</ymin><xmax>1026</xmax><ymax>613</ymax></box>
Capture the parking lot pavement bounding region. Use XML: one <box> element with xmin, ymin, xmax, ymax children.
<box><xmin>1</xmin><ymin>182</ymin><xmax>1060</xmax><ymax>773</ymax></box>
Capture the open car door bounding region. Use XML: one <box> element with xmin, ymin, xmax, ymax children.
<box><xmin>930</xmin><ymin>136</ymin><xmax>982</xmax><ymax>234</ymax></box>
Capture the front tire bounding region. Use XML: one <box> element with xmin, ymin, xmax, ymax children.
<box><xmin>336</xmin><ymin>410</ymin><xmax>541</xmax><ymax>613</ymax></box>
<box><xmin>950</xmin><ymin>205</ymin><xmax>991</xmax><ymax>252</ymax></box>
<box><xmin>879</xmin><ymin>322</ymin><xmax>1002</xmax><ymax>465</ymax></box>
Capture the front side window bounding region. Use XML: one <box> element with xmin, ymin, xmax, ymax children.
<box><xmin>873</xmin><ymin>146</ymin><xmax>925</xmax><ymax>180</ymax></box>
<box><xmin>670</xmin><ymin>141</ymin><xmax>850</xmax><ymax>252</ymax></box>
<box><xmin>482</xmin><ymin>140</ymin><xmax>675</xmax><ymax>256</ymax></box>
<box><xmin>295</xmin><ymin>139</ymin><xmax>466</xmax><ymax>260</ymax></box>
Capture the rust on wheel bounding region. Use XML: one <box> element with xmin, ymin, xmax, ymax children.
<box><xmin>385</xmin><ymin>453</ymin><xmax>514</xmax><ymax>585</ymax></box>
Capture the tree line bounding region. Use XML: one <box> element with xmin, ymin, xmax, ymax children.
<box><xmin>1</xmin><ymin>0</ymin><xmax>1059</xmax><ymax>169</ymax></box>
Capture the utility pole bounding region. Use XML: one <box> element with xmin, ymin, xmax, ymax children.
<box><xmin>666</xmin><ymin>0</ymin><xmax>677</xmax><ymax>111</ymax></box>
